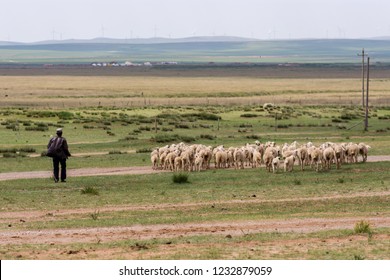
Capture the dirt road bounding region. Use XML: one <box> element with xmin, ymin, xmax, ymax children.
<box><xmin>1</xmin><ymin>216</ymin><xmax>389</xmax><ymax>246</ymax></box>
<box><xmin>0</xmin><ymin>155</ymin><xmax>389</xmax><ymax>181</ymax></box>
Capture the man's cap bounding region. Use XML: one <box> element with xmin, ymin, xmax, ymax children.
<box><xmin>56</xmin><ymin>128</ymin><xmax>63</xmax><ymax>133</ymax></box>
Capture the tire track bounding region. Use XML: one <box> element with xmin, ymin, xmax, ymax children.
<box><xmin>1</xmin><ymin>216</ymin><xmax>389</xmax><ymax>245</ymax></box>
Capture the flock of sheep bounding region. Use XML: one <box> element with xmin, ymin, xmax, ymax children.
<box><xmin>150</xmin><ymin>141</ymin><xmax>371</xmax><ymax>173</ymax></box>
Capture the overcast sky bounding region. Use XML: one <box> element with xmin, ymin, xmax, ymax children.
<box><xmin>1</xmin><ymin>0</ymin><xmax>389</xmax><ymax>42</ymax></box>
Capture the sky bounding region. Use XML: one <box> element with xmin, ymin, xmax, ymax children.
<box><xmin>1</xmin><ymin>0</ymin><xmax>390</xmax><ymax>42</ymax></box>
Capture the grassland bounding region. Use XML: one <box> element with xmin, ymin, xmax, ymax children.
<box><xmin>0</xmin><ymin>64</ymin><xmax>389</xmax><ymax>259</ymax></box>
<box><xmin>1</xmin><ymin>64</ymin><xmax>390</xmax><ymax>109</ymax></box>
<box><xmin>0</xmin><ymin>162</ymin><xmax>389</xmax><ymax>259</ymax></box>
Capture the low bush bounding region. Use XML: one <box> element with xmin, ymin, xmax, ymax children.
<box><xmin>81</xmin><ymin>186</ymin><xmax>99</xmax><ymax>195</ymax></box>
<box><xmin>293</xmin><ymin>179</ymin><xmax>302</xmax><ymax>185</ymax></box>
<box><xmin>200</xmin><ymin>134</ymin><xmax>216</xmax><ymax>140</ymax></box>
<box><xmin>182</xmin><ymin>112</ymin><xmax>220</xmax><ymax>121</ymax></box>
<box><xmin>172</xmin><ymin>173</ymin><xmax>189</xmax><ymax>184</ymax></box>
<box><xmin>136</xmin><ymin>148</ymin><xmax>152</xmax><ymax>153</ymax></box>
<box><xmin>175</xmin><ymin>124</ymin><xmax>190</xmax><ymax>129</ymax></box>
<box><xmin>153</xmin><ymin>134</ymin><xmax>196</xmax><ymax>143</ymax></box>
<box><xmin>58</xmin><ymin>111</ymin><xmax>74</xmax><ymax>120</ymax></box>
<box><xmin>240</xmin><ymin>113</ymin><xmax>258</xmax><ymax>118</ymax></box>
<box><xmin>153</xmin><ymin>134</ymin><xmax>180</xmax><ymax>143</ymax></box>
<box><xmin>354</xmin><ymin>220</ymin><xmax>373</xmax><ymax>238</ymax></box>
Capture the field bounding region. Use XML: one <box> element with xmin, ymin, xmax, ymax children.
<box><xmin>0</xmin><ymin>64</ymin><xmax>389</xmax><ymax>259</ymax></box>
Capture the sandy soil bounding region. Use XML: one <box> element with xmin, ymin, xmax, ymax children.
<box><xmin>1</xmin><ymin>216</ymin><xmax>389</xmax><ymax>246</ymax></box>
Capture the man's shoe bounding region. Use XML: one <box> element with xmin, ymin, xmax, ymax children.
<box><xmin>54</xmin><ymin>179</ymin><xmax>59</xmax><ymax>183</ymax></box>
<box><xmin>61</xmin><ymin>180</ymin><xmax>66</xmax><ymax>183</ymax></box>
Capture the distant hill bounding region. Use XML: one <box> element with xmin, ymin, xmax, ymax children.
<box><xmin>2</xmin><ymin>36</ymin><xmax>258</xmax><ymax>46</ymax></box>
<box><xmin>0</xmin><ymin>37</ymin><xmax>390</xmax><ymax>64</ymax></box>
<box><xmin>0</xmin><ymin>41</ymin><xmax>23</xmax><ymax>46</ymax></box>
<box><xmin>369</xmin><ymin>36</ymin><xmax>390</xmax><ymax>40</ymax></box>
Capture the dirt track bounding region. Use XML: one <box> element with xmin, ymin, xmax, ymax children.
<box><xmin>0</xmin><ymin>155</ymin><xmax>389</xmax><ymax>181</ymax></box>
<box><xmin>1</xmin><ymin>216</ymin><xmax>389</xmax><ymax>246</ymax></box>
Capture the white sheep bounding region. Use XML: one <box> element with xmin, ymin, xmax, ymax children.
<box><xmin>264</xmin><ymin>147</ymin><xmax>278</xmax><ymax>172</ymax></box>
<box><xmin>283</xmin><ymin>155</ymin><xmax>295</xmax><ymax>172</ymax></box>
<box><xmin>310</xmin><ymin>147</ymin><xmax>323</xmax><ymax>172</ymax></box>
<box><xmin>323</xmin><ymin>146</ymin><xmax>336</xmax><ymax>170</ymax></box>
<box><xmin>272</xmin><ymin>156</ymin><xmax>280</xmax><ymax>173</ymax></box>
<box><xmin>215</xmin><ymin>150</ymin><xmax>227</xmax><ymax>169</ymax></box>
<box><xmin>194</xmin><ymin>154</ymin><xmax>204</xmax><ymax>172</ymax></box>
<box><xmin>233</xmin><ymin>148</ymin><xmax>245</xmax><ymax>169</ymax></box>
<box><xmin>358</xmin><ymin>143</ymin><xmax>371</xmax><ymax>162</ymax></box>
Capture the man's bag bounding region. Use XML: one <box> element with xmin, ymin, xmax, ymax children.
<box><xmin>47</xmin><ymin>137</ymin><xmax>63</xmax><ymax>158</ymax></box>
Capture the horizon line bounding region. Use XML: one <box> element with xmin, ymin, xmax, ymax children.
<box><xmin>1</xmin><ymin>35</ymin><xmax>390</xmax><ymax>45</ymax></box>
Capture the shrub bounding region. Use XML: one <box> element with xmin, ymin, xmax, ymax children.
<box><xmin>337</xmin><ymin>177</ymin><xmax>345</xmax><ymax>184</ymax></box>
<box><xmin>246</xmin><ymin>134</ymin><xmax>260</xmax><ymax>139</ymax></box>
<box><xmin>172</xmin><ymin>173</ymin><xmax>189</xmax><ymax>184</ymax></box>
<box><xmin>2</xmin><ymin>153</ymin><xmax>17</xmax><ymax>158</ymax></box>
<box><xmin>354</xmin><ymin>220</ymin><xmax>372</xmax><ymax>237</ymax></box>
<box><xmin>353</xmin><ymin>254</ymin><xmax>365</xmax><ymax>260</ymax></box>
<box><xmin>19</xmin><ymin>147</ymin><xmax>36</xmax><ymax>153</ymax></box>
<box><xmin>58</xmin><ymin>111</ymin><xmax>74</xmax><ymax>120</ymax></box>
<box><xmin>25</xmin><ymin>126</ymin><xmax>46</xmax><ymax>131</ymax></box>
<box><xmin>239</xmin><ymin>123</ymin><xmax>253</xmax><ymax>128</ymax></box>
<box><xmin>340</xmin><ymin>112</ymin><xmax>360</xmax><ymax>120</ymax></box>
<box><xmin>139</xmin><ymin>126</ymin><xmax>151</xmax><ymax>131</ymax></box>
<box><xmin>175</xmin><ymin>124</ymin><xmax>190</xmax><ymax>129</ymax></box>
<box><xmin>293</xmin><ymin>179</ymin><xmax>302</xmax><ymax>185</ymax></box>
<box><xmin>90</xmin><ymin>210</ymin><xmax>100</xmax><ymax>220</ymax></box>
<box><xmin>200</xmin><ymin>134</ymin><xmax>216</xmax><ymax>140</ymax></box>
<box><xmin>182</xmin><ymin>112</ymin><xmax>220</xmax><ymax>121</ymax></box>
<box><xmin>81</xmin><ymin>186</ymin><xmax>99</xmax><ymax>195</ymax></box>
<box><xmin>0</xmin><ymin>148</ymin><xmax>17</xmax><ymax>153</ymax></box>
<box><xmin>136</xmin><ymin>148</ymin><xmax>152</xmax><ymax>153</ymax></box>
<box><xmin>120</xmin><ymin>136</ymin><xmax>138</xmax><ymax>141</ymax></box>
<box><xmin>161</xmin><ymin>127</ymin><xmax>173</xmax><ymax>132</ymax></box>
<box><xmin>180</xmin><ymin>136</ymin><xmax>196</xmax><ymax>143</ymax></box>
<box><xmin>156</xmin><ymin>113</ymin><xmax>180</xmax><ymax>121</ymax></box>
<box><xmin>240</xmin><ymin>113</ymin><xmax>258</xmax><ymax>118</ymax></box>
<box><xmin>154</xmin><ymin>134</ymin><xmax>180</xmax><ymax>143</ymax></box>
<box><xmin>5</xmin><ymin>124</ymin><xmax>19</xmax><ymax>131</ymax></box>
<box><xmin>153</xmin><ymin>134</ymin><xmax>196</xmax><ymax>143</ymax></box>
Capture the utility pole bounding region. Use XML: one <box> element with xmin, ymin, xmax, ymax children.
<box><xmin>364</xmin><ymin>57</ymin><xmax>370</xmax><ymax>131</ymax></box>
<box><xmin>358</xmin><ymin>49</ymin><xmax>367</xmax><ymax>108</ymax></box>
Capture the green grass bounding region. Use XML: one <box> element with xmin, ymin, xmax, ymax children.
<box><xmin>172</xmin><ymin>173</ymin><xmax>190</xmax><ymax>184</ymax></box>
<box><xmin>81</xmin><ymin>186</ymin><xmax>100</xmax><ymax>196</ymax></box>
<box><xmin>0</xmin><ymin>160</ymin><xmax>389</xmax><ymax>259</ymax></box>
<box><xmin>1</xmin><ymin>161</ymin><xmax>388</xmax><ymax>218</ymax></box>
<box><xmin>0</xmin><ymin>103</ymin><xmax>390</xmax><ymax>259</ymax></box>
<box><xmin>0</xmin><ymin>105</ymin><xmax>389</xmax><ymax>173</ymax></box>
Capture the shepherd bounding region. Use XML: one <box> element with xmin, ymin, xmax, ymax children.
<box><xmin>47</xmin><ymin>128</ymin><xmax>71</xmax><ymax>183</ymax></box>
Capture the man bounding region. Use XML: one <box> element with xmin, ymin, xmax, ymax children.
<box><xmin>47</xmin><ymin>128</ymin><xmax>71</xmax><ymax>183</ymax></box>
